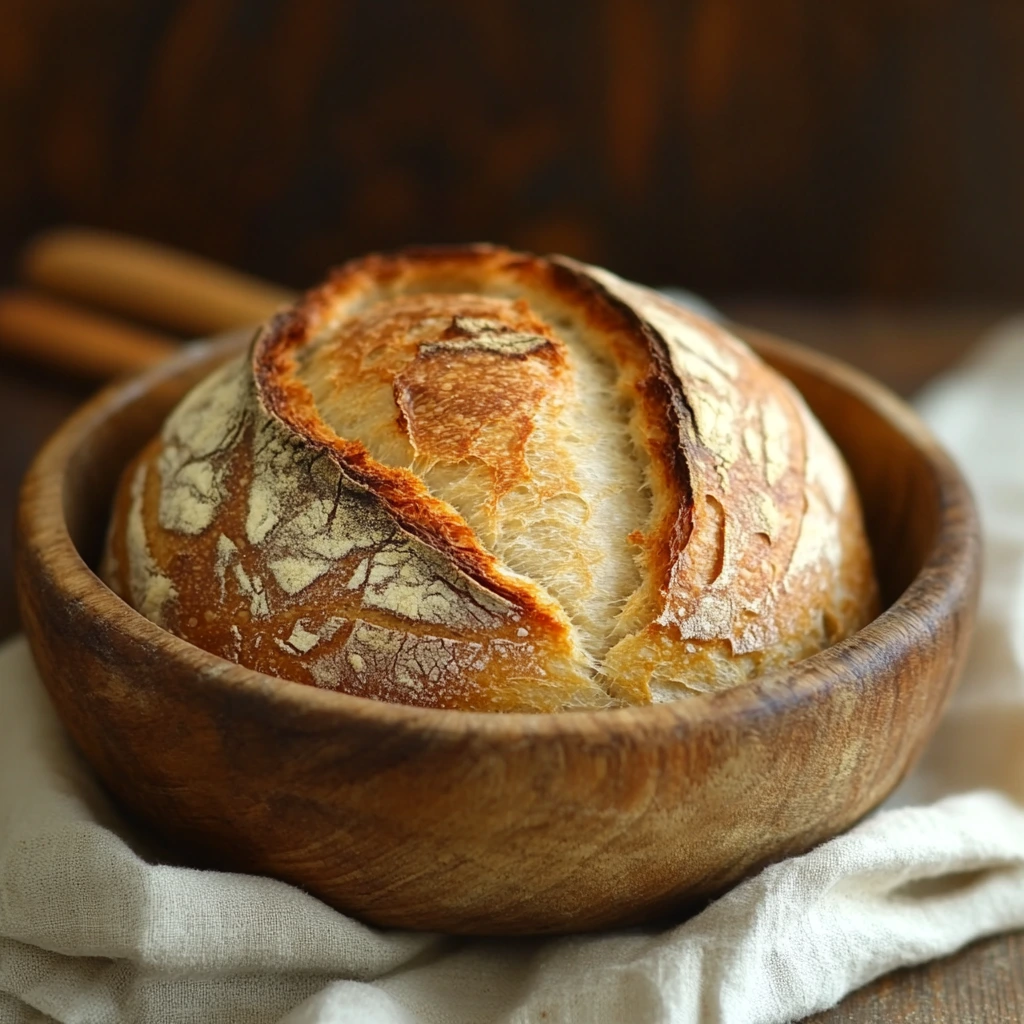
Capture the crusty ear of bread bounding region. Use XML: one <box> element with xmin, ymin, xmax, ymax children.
<box><xmin>102</xmin><ymin>245</ymin><xmax>878</xmax><ymax>711</ymax></box>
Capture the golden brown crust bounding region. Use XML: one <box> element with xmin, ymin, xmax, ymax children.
<box><xmin>103</xmin><ymin>244</ymin><xmax>879</xmax><ymax>710</ymax></box>
<box><xmin>392</xmin><ymin>302</ymin><xmax>564</xmax><ymax>505</ymax></box>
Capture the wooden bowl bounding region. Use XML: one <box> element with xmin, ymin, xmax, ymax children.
<box><xmin>15</xmin><ymin>327</ymin><xmax>980</xmax><ymax>935</ymax></box>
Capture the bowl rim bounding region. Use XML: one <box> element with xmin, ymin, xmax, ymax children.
<box><xmin>18</xmin><ymin>326</ymin><xmax>981</xmax><ymax>743</ymax></box>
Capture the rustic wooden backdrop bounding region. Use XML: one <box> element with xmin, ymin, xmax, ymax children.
<box><xmin>4</xmin><ymin>0</ymin><xmax>1024</xmax><ymax>299</ymax></box>
<box><xmin>3</xmin><ymin>0</ymin><xmax>1024</xmax><ymax>296</ymax></box>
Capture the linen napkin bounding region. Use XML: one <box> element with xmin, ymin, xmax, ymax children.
<box><xmin>3</xmin><ymin>319</ymin><xmax>1024</xmax><ymax>1024</ymax></box>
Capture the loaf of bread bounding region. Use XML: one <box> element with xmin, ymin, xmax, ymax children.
<box><xmin>102</xmin><ymin>246</ymin><xmax>878</xmax><ymax>711</ymax></box>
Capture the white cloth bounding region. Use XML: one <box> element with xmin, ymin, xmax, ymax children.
<box><xmin>4</xmin><ymin>322</ymin><xmax>1024</xmax><ymax>1024</ymax></box>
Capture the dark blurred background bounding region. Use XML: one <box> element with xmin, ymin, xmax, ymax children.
<box><xmin>4</xmin><ymin>0</ymin><xmax>1024</xmax><ymax>301</ymax></box>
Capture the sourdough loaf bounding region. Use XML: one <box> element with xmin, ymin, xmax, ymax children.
<box><xmin>102</xmin><ymin>246</ymin><xmax>878</xmax><ymax>711</ymax></box>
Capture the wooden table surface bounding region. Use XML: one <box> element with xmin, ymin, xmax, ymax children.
<box><xmin>1</xmin><ymin>301</ymin><xmax>1018</xmax><ymax>1022</ymax></box>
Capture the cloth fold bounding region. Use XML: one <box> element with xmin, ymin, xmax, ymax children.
<box><xmin>3</xmin><ymin>321</ymin><xmax>1024</xmax><ymax>1024</ymax></box>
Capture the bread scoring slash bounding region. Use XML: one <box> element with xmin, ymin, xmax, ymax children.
<box><xmin>102</xmin><ymin>246</ymin><xmax>878</xmax><ymax>711</ymax></box>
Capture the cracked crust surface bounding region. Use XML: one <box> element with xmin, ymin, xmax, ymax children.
<box><xmin>102</xmin><ymin>245</ymin><xmax>878</xmax><ymax>711</ymax></box>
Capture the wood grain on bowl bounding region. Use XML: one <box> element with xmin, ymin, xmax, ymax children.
<box><xmin>14</xmin><ymin>328</ymin><xmax>980</xmax><ymax>935</ymax></box>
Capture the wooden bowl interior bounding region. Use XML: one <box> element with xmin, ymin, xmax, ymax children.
<box><xmin>64</xmin><ymin>330</ymin><xmax>934</xmax><ymax>620</ymax></box>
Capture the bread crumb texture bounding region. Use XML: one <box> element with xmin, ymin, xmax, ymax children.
<box><xmin>103</xmin><ymin>246</ymin><xmax>878</xmax><ymax>710</ymax></box>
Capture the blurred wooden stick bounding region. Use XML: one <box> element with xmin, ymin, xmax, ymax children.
<box><xmin>21</xmin><ymin>227</ymin><xmax>296</xmax><ymax>336</ymax></box>
<box><xmin>0</xmin><ymin>290</ymin><xmax>177</xmax><ymax>379</ymax></box>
